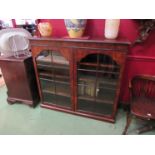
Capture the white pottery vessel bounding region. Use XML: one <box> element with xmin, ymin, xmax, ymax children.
<box><xmin>104</xmin><ymin>19</ymin><xmax>120</xmax><ymax>39</ymax></box>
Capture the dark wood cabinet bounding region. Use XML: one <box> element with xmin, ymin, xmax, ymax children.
<box><xmin>30</xmin><ymin>37</ymin><xmax>130</xmax><ymax>122</ymax></box>
<box><xmin>0</xmin><ymin>56</ymin><xmax>40</xmax><ymax>107</ymax></box>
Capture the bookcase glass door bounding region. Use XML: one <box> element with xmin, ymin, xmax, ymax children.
<box><xmin>36</xmin><ymin>50</ymin><xmax>71</xmax><ymax>109</ymax></box>
<box><xmin>77</xmin><ymin>53</ymin><xmax>121</xmax><ymax>116</ymax></box>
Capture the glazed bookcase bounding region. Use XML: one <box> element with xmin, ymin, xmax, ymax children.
<box><xmin>30</xmin><ymin>37</ymin><xmax>130</xmax><ymax>122</ymax></box>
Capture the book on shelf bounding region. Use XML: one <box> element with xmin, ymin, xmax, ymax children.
<box><xmin>78</xmin><ymin>80</ymin><xmax>100</xmax><ymax>97</ymax></box>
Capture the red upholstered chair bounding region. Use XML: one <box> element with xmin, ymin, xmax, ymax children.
<box><xmin>123</xmin><ymin>75</ymin><xmax>155</xmax><ymax>135</ymax></box>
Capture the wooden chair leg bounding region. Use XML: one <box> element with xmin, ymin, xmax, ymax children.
<box><xmin>137</xmin><ymin>124</ymin><xmax>155</xmax><ymax>134</ymax></box>
<box><xmin>122</xmin><ymin>112</ymin><xmax>132</xmax><ymax>135</ymax></box>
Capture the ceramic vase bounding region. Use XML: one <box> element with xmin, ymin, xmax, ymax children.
<box><xmin>38</xmin><ymin>22</ymin><xmax>52</xmax><ymax>37</ymax></box>
<box><xmin>64</xmin><ymin>19</ymin><xmax>87</xmax><ymax>38</ymax></box>
<box><xmin>104</xmin><ymin>19</ymin><xmax>120</xmax><ymax>39</ymax></box>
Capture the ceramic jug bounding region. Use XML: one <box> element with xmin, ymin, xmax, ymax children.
<box><xmin>38</xmin><ymin>22</ymin><xmax>52</xmax><ymax>37</ymax></box>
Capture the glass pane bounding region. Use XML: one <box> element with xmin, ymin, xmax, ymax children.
<box><xmin>78</xmin><ymin>81</ymin><xmax>96</xmax><ymax>98</ymax></box>
<box><xmin>54</xmin><ymin>95</ymin><xmax>71</xmax><ymax>108</ymax></box>
<box><xmin>43</xmin><ymin>92</ymin><xmax>56</xmax><ymax>104</ymax></box>
<box><xmin>78</xmin><ymin>64</ymin><xmax>97</xmax><ymax>71</ymax></box>
<box><xmin>53</xmin><ymin>65</ymin><xmax>70</xmax><ymax>83</ymax></box>
<box><xmin>78</xmin><ymin>99</ymin><xmax>113</xmax><ymax>115</ymax></box>
<box><xmin>96</xmin><ymin>87</ymin><xmax>116</xmax><ymax>103</ymax></box>
<box><xmin>55</xmin><ymin>82</ymin><xmax>71</xmax><ymax>97</ymax></box>
<box><xmin>77</xmin><ymin>53</ymin><xmax>120</xmax><ymax>116</ymax></box>
<box><xmin>78</xmin><ymin>81</ymin><xmax>114</xmax><ymax>115</ymax></box>
<box><xmin>40</xmin><ymin>78</ymin><xmax>55</xmax><ymax>93</ymax></box>
<box><xmin>78</xmin><ymin>70</ymin><xmax>96</xmax><ymax>83</ymax></box>
<box><xmin>40</xmin><ymin>79</ymin><xmax>71</xmax><ymax>108</ymax></box>
<box><xmin>43</xmin><ymin>93</ymin><xmax>71</xmax><ymax>108</ymax></box>
<box><xmin>36</xmin><ymin>50</ymin><xmax>71</xmax><ymax>109</ymax></box>
<box><xmin>98</xmin><ymin>54</ymin><xmax>120</xmax><ymax>79</ymax></box>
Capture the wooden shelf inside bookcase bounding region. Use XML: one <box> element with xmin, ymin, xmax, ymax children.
<box><xmin>39</xmin><ymin>72</ymin><xmax>70</xmax><ymax>80</ymax></box>
<box><xmin>78</xmin><ymin>95</ymin><xmax>114</xmax><ymax>104</ymax></box>
<box><xmin>37</xmin><ymin>63</ymin><xmax>69</xmax><ymax>70</ymax></box>
<box><xmin>40</xmin><ymin>77</ymin><xmax>70</xmax><ymax>85</ymax></box>
<box><xmin>79</xmin><ymin>62</ymin><xmax>120</xmax><ymax>69</ymax></box>
<box><xmin>43</xmin><ymin>90</ymin><xmax>71</xmax><ymax>98</ymax></box>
